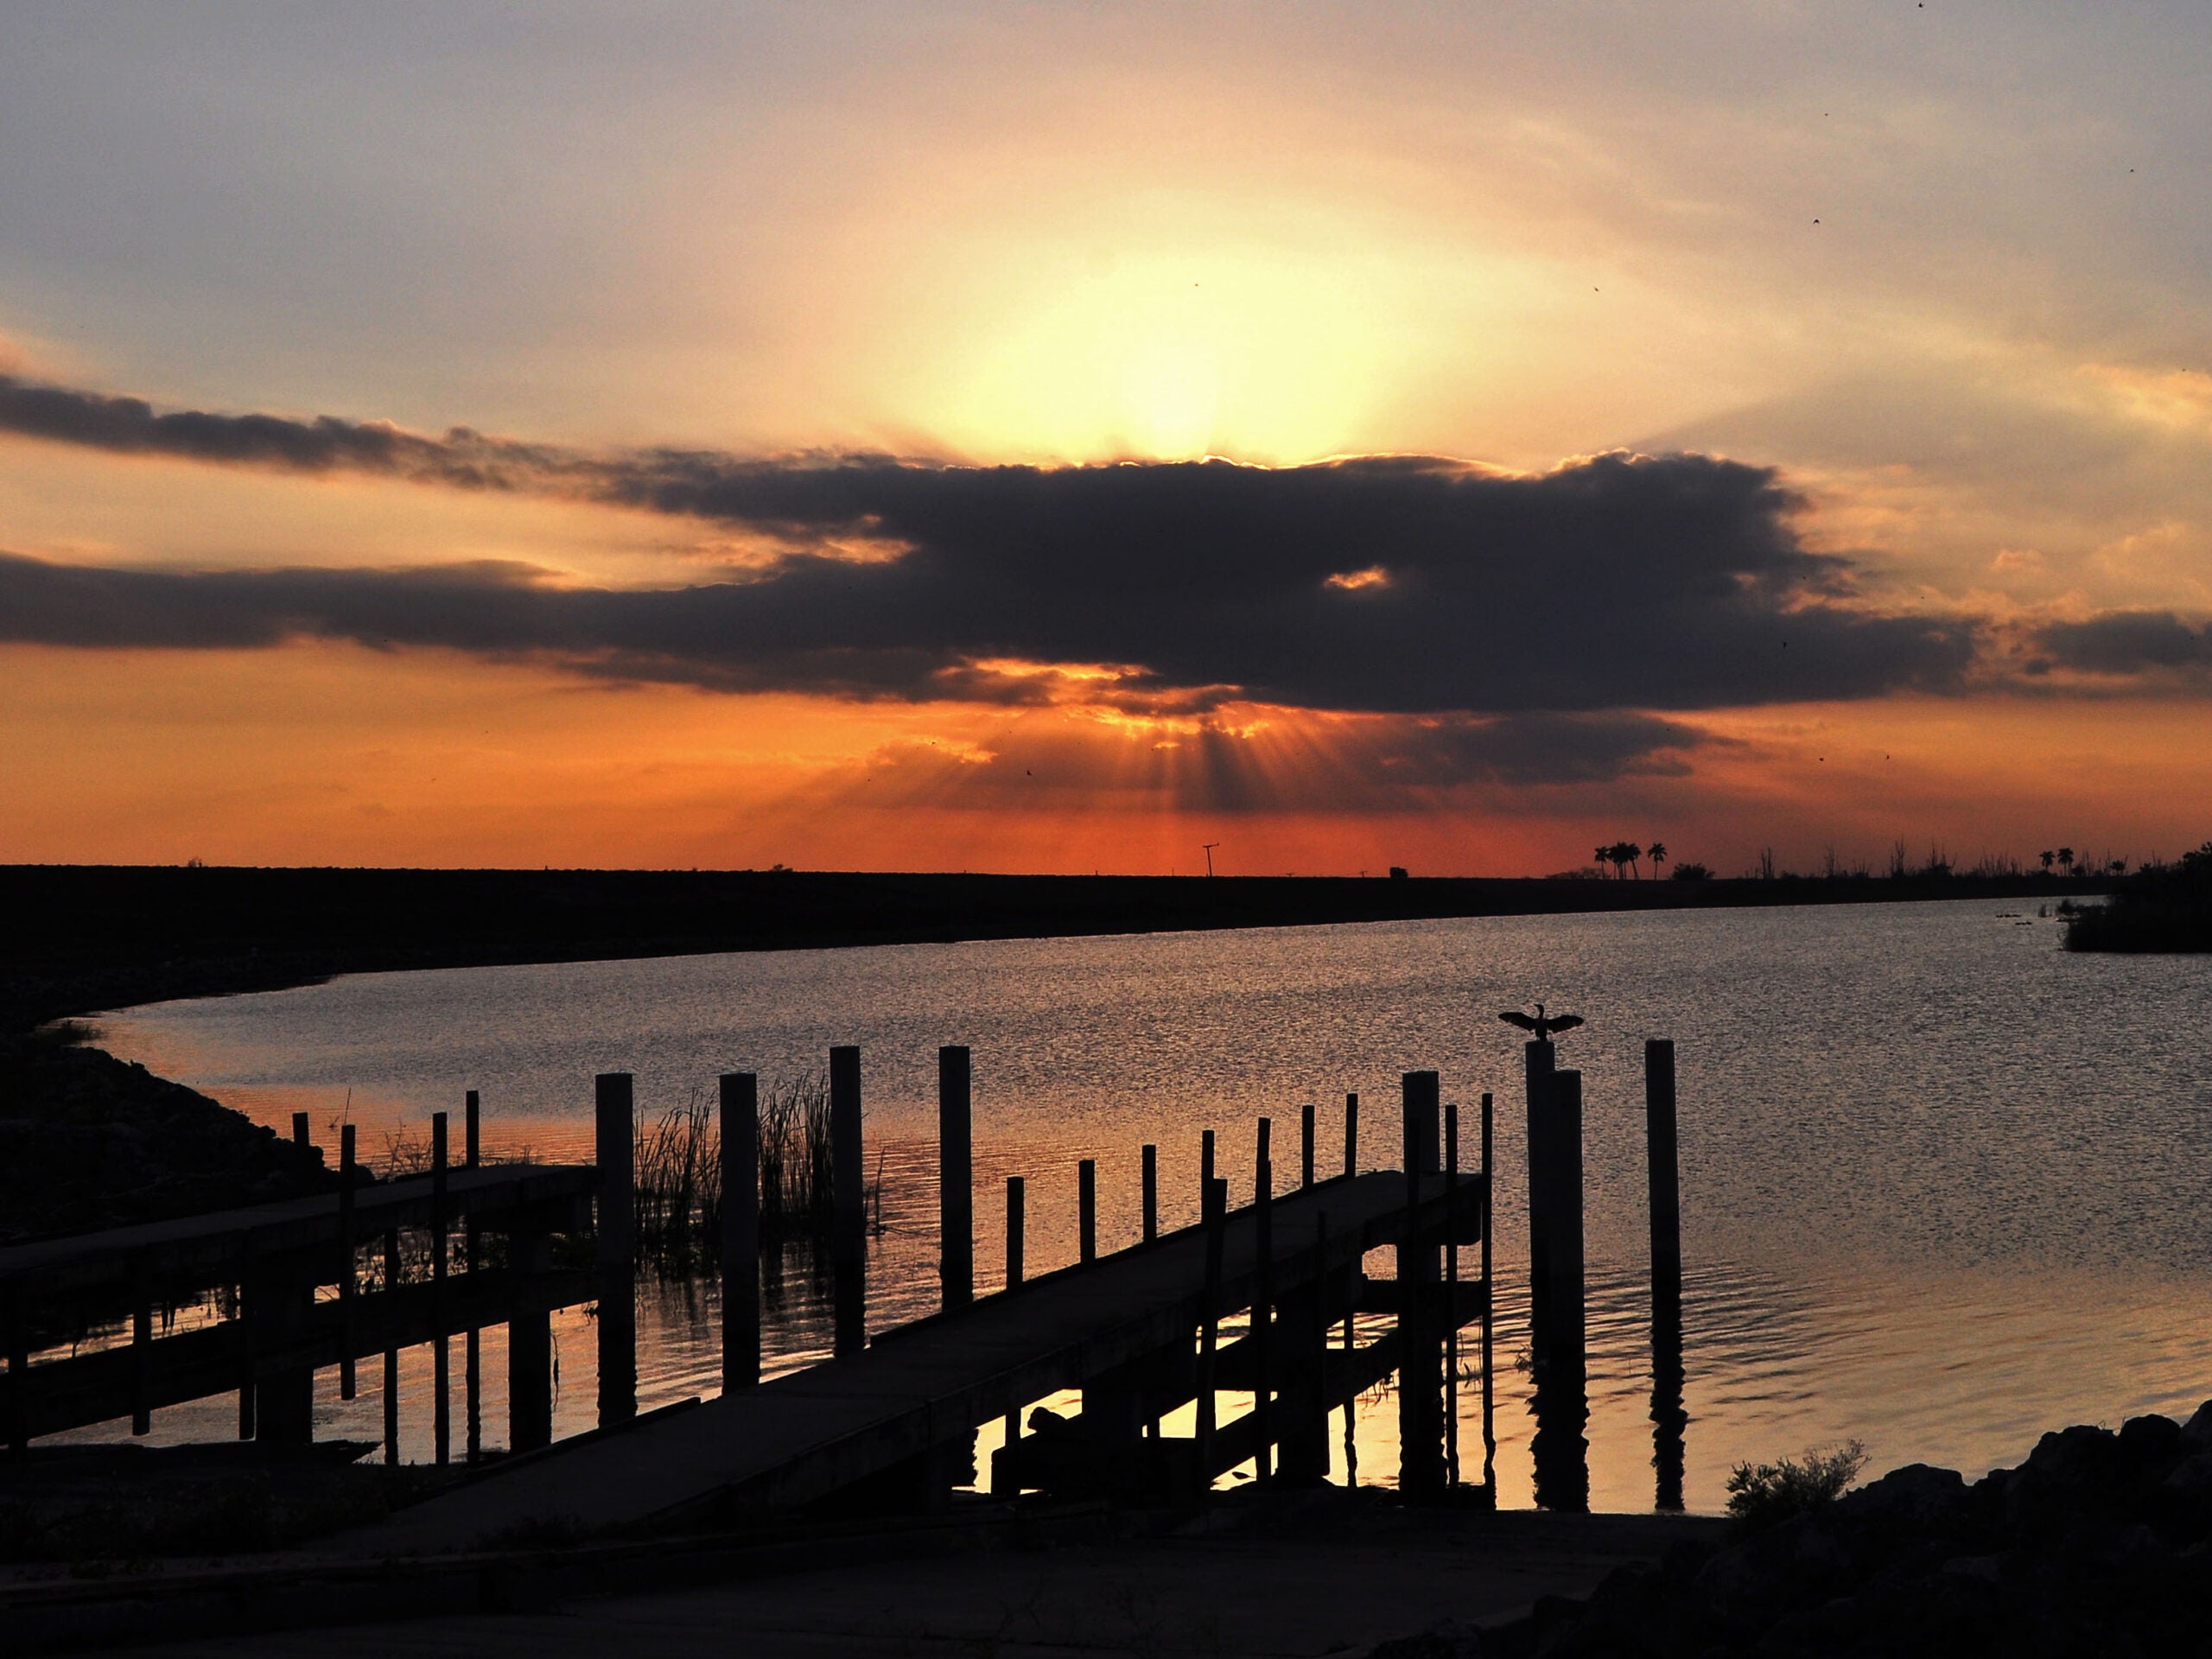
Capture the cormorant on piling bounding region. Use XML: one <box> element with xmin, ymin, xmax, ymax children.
<box><xmin>1499</xmin><ymin>1003</ymin><xmax>1584</xmax><ymax>1041</ymax></box>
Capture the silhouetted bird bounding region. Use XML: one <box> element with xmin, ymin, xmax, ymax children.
<box><xmin>1499</xmin><ymin>1003</ymin><xmax>1584</xmax><ymax>1041</ymax></box>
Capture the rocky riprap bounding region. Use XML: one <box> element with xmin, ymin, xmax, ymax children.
<box><xmin>1376</xmin><ymin>1405</ymin><xmax>2212</xmax><ymax>1657</ymax></box>
<box><xmin>0</xmin><ymin>1028</ymin><xmax>338</xmax><ymax>1247</ymax></box>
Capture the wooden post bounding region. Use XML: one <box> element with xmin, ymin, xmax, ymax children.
<box><xmin>1078</xmin><ymin>1159</ymin><xmax>1097</xmax><ymax>1263</ymax></box>
<box><xmin>1201</xmin><ymin>1128</ymin><xmax>1215</xmax><ymax>1198</ymax></box>
<box><xmin>382</xmin><ymin>1225</ymin><xmax>400</xmax><ymax>1464</ymax></box>
<box><xmin>432</xmin><ymin>1109</ymin><xmax>450</xmax><ymax>1465</ymax></box>
<box><xmin>1344</xmin><ymin>1092</ymin><xmax>1359</xmax><ymax>1178</ymax></box>
<box><xmin>1274</xmin><ymin>1209</ymin><xmax>1332</xmax><ymax>1481</ymax></box>
<box><xmin>1531</xmin><ymin>1067</ymin><xmax>1589</xmax><ymax>1512</ymax></box>
<box><xmin>1397</xmin><ymin>1071</ymin><xmax>1444</xmax><ymax>1499</ymax></box>
<box><xmin>507</xmin><ymin>1227</ymin><xmax>553</xmax><ymax>1452</ymax></box>
<box><xmin>721</xmin><ymin>1071</ymin><xmax>760</xmax><ymax>1391</ymax></box>
<box><xmin>1647</xmin><ymin>1039</ymin><xmax>1687</xmax><ymax>1512</ymax></box>
<box><xmin>830</xmin><ymin>1046</ymin><xmax>866</xmax><ymax>1358</ymax></box>
<box><xmin>1255</xmin><ymin>1116</ymin><xmax>1271</xmax><ymax>1205</ymax></box>
<box><xmin>1196</xmin><ymin>1176</ymin><xmax>1225</xmax><ymax>1486</ymax></box>
<box><xmin>292</xmin><ymin>1110</ymin><xmax>309</xmax><ymax>1149</ymax></box>
<box><xmin>236</xmin><ymin>1234</ymin><xmax>256</xmax><ymax>1442</ymax></box>
<box><xmin>997</xmin><ymin>1175</ymin><xmax>1025</xmax><ymax>1492</ymax></box>
<box><xmin>595</xmin><ymin>1072</ymin><xmax>636</xmax><ymax>1428</ymax></box>
<box><xmin>130</xmin><ymin>1255</ymin><xmax>152</xmax><ymax>1436</ymax></box>
<box><xmin>1481</xmin><ymin>1090</ymin><xmax>1497</xmax><ymax>1497</ymax></box>
<box><xmin>338</xmin><ymin>1123</ymin><xmax>357</xmax><ymax>1401</ymax></box>
<box><xmin>938</xmin><ymin>1046</ymin><xmax>972</xmax><ymax>1309</ymax></box>
<box><xmin>1523</xmin><ymin>1039</ymin><xmax>1557</xmax><ymax>1379</ymax></box>
<box><xmin>1254</xmin><ymin>1157</ymin><xmax>1273</xmax><ymax>1482</ymax></box>
<box><xmin>1300</xmin><ymin>1102</ymin><xmax>1316</xmax><ymax>1189</ymax></box>
<box><xmin>1445</xmin><ymin>1098</ymin><xmax>1459</xmax><ymax>1488</ymax></box>
<box><xmin>464</xmin><ymin>1090</ymin><xmax>480</xmax><ymax>1464</ymax></box>
<box><xmin>1141</xmin><ymin>1143</ymin><xmax>1158</xmax><ymax>1244</ymax></box>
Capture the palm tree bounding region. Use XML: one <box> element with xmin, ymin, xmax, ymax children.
<box><xmin>1649</xmin><ymin>842</ymin><xmax>1669</xmax><ymax>877</ymax></box>
<box><xmin>1623</xmin><ymin>841</ymin><xmax>1644</xmax><ymax>879</ymax></box>
<box><xmin>2058</xmin><ymin>847</ymin><xmax>2075</xmax><ymax>876</ymax></box>
<box><xmin>1595</xmin><ymin>844</ymin><xmax>1613</xmax><ymax>879</ymax></box>
<box><xmin>2039</xmin><ymin>850</ymin><xmax>2055</xmax><ymax>873</ymax></box>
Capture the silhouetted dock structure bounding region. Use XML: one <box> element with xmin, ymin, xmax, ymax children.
<box><xmin>3</xmin><ymin>1052</ymin><xmax>1506</xmax><ymax>1529</ymax></box>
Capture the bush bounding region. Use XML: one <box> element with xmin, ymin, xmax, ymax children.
<box><xmin>1669</xmin><ymin>861</ymin><xmax>1713</xmax><ymax>881</ymax></box>
<box><xmin>1725</xmin><ymin>1439</ymin><xmax>1866</xmax><ymax>1530</ymax></box>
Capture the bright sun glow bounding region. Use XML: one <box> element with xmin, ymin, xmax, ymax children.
<box><xmin>916</xmin><ymin>236</ymin><xmax>1400</xmax><ymax>462</ymax></box>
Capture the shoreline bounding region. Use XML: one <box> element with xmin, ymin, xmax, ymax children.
<box><xmin>3</xmin><ymin>864</ymin><xmax>2094</xmax><ymax>1035</ymax></box>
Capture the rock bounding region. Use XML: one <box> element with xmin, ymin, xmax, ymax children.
<box><xmin>2119</xmin><ymin>1414</ymin><xmax>2183</xmax><ymax>1469</ymax></box>
<box><xmin>2023</xmin><ymin>1425</ymin><xmax>2128</xmax><ymax>1494</ymax></box>
<box><xmin>1831</xmin><ymin>1462</ymin><xmax>1967</xmax><ymax>1531</ymax></box>
<box><xmin>2181</xmin><ymin>1401</ymin><xmax>2212</xmax><ymax>1451</ymax></box>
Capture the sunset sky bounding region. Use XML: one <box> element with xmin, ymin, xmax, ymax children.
<box><xmin>3</xmin><ymin>3</ymin><xmax>2209</xmax><ymax>876</ymax></box>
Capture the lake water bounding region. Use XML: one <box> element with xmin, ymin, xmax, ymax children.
<box><xmin>85</xmin><ymin>896</ymin><xmax>2212</xmax><ymax>1512</ymax></box>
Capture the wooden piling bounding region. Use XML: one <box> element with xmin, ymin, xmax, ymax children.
<box><xmin>382</xmin><ymin>1225</ymin><xmax>399</xmax><ymax>1464</ymax></box>
<box><xmin>292</xmin><ymin>1111</ymin><xmax>309</xmax><ymax>1149</ymax></box>
<box><xmin>721</xmin><ymin>1071</ymin><xmax>760</xmax><ymax>1392</ymax></box>
<box><xmin>1141</xmin><ymin>1143</ymin><xmax>1158</xmax><ymax>1243</ymax></box>
<box><xmin>1344</xmin><ymin>1092</ymin><xmax>1359</xmax><ymax>1178</ymax></box>
<box><xmin>1530</xmin><ymin>1066</ymin><xmax>1589</xmax><ymax>1512</ymax></box>
<box><xmin>1078</xmin><ymin>1159</ymin><xmax>1097</xmax><ymax>1263</ymax></box>
<box><xmin>338</xmin><ymin>1123</ymin><xmax>357</xmax><ymax>1401</ymax></box>
<box><xmin>1254</xmin><ymin>1157</ymin><xmax>1273</xmax><ymax>1482</ymax></box>
<box><xmin>1255</xmin><ymin>1117</ymin><xmax>1271</xmax><ymax>1205</ymax></box>
<box><xmin>938</xmin><ymin>1046</ymin><xmax>972</xmax><ymax>1310</ymax></box>
<box><xmin>235</xmin><ymin>1233</ymin><xmax>256</xmax><ymax>1442</ymax></box>
<box><xmin>507</xmin><ymin>1225</ymin><xmax>554</xmax><ymax>1452</ymax></box>
<box><xmin>1646</xmin><ymin>1039</ymin><xmax>1687</xmax><ymax>1512</ymax></box>
<box><xmin>595</xmin><ymin>1072</ymin><xmax>637</xmax><ymax>1428</ymax></box>
<box><xmin>1201</xmin><ymin>1128</ymin><xmax>1215</xmax><ymax>1196</ymax></box>
<box><xmin>1196</xmin><ymin>1176</ymin><xmax>1226</xmax><ymax>1484</ymax></box>
<box><xmin>998</xmin><ymin>1175</ymin><xmax>1025</xmax><ymax>1491</ymax></box>
<box><xmin>830</xmin><ymin>1046</ymin><xmax>866</xmax><ymax>1358</ymax></box>
<box><xmin>465</xmin><ymin>1090</ymin><xmax>480</xmax><ymax>1463</ymax></box>
<box><xmin>1300</xmin><ymin>1101</ymin><xmax>1316</xmax><ymax>1189</ymax></box>
<box><xmin>1523</xmin><ymin>1038</ymin><xmax>1558</xmax><ymax>1378</ymax></box>
<box><xmin>1445</xmin><ymin>1099</ymin><xmax>1459</xmax><ymax>1488</ymax></box>
<box><xmin>130</xmin><ymin>1256</ymin><xmax>151</xmax><ymax>1436</ymax></box>
<box><xmin>1397</xmin><ymin>1071</ymin><xmax>1444</xmax><ymax>1499</ymax></box>
<box><xmin>1480</xmin><ymin>1090</ymin><xmax>1497</xmax><ymax>1495</ymax></box>
<box><xmin>432</xmin><ymin>1110</ymin><xmax>450</xmax><ymax>1465</ymax></box>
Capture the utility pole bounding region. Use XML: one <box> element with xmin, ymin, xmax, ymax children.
<box><xmin>1201</xmin><ymin>842</ymin><xmax>1221</xmax><ymax>876</ymax></box>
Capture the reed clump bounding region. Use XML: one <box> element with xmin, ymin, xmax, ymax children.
<box><xmin>632</xmin><ymin>1071</ymin><xmax>876</xmax><ymax>1276</ymax></box>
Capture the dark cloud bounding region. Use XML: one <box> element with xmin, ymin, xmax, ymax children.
<box><xmin>0</xmin><ymin>375</ymin><xmax>1983</xmax><ymax>714</ymax></box>
<box><xmin>2033</xmin><ymin>610</ymin><xmax>2210</xmax><ymax>676</ymax></box>
<box><xmin>0</xmin><ymin>375</ymin><xmax>569</xmax><ymax>490</ymax></box>
<box><xmin>841</xmin><ymin>709</ymin><xmax>1712</xmax><ymax>811</ymax></box>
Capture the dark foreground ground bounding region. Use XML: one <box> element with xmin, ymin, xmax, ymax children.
<box><xmin>32</xmin><ymin>1498</ymin><xmax>1715</xmax><ymax>1659</ymax></box>
<box><xmin>3</xmin><ymin>863</ymin><xmax>2085</xmax><ymax>1035</ymax></box>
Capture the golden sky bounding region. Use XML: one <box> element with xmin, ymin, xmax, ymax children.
<box><xmin>3</xmin><ymin>4</ymin><xmax>2209</xmax><ymax>875</ymax></box>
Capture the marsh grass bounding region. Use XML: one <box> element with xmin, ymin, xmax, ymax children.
<box><xmin>1726</xmin><ymin>1439</ymin><xmax>1867</xmax><ymax>1531</ymax></box>
<box><xmin>368</xmin><ymin>1069</ymin><xmax>879</xmax><ymax>1278</ymax></box>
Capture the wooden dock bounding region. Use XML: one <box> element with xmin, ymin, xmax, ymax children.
<box><xmin>6</xmin><ymin>1055</ymin><xmax>1500</xmax><ymax>1544</ymax></box>
<box><xmin>334</xmin><ymin>1165</ymin><xmax>1485</xmax><ymax>1554</ymax></box>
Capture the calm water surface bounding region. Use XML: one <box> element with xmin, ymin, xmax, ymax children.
<box><xmin>86</xmin><ymin>897</ymin><xmax>2212</xmax><ymax>1510</ymax></box>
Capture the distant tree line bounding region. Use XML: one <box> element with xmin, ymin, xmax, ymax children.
<box><xmin>1565</xmin><ymin>837</ymin><xmax>2147</xmax><ymax>885</ymax></box>
<box><xmin>2063</xmin><ymin>842</ymin><xmax>2212</xmax><ymax>953</ymax></box>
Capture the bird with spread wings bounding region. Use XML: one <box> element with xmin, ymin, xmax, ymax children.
<box><xmin>1498</xmin><ymin>1003</ymin><xmax>1583</xmax><ymax>1041</ymax></box>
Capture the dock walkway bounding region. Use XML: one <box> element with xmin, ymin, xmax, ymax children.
<box><xmin>335</xmin><ymin>1168</ymin><xmax>1480</xmax><ymax>1555</ymax></box>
